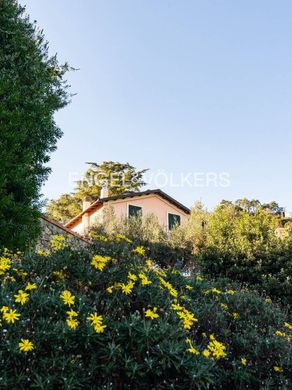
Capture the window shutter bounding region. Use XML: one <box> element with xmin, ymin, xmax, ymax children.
<box><xmin>168</xmin><ymin>213</ymin><xmax>181</xmax><ymax>230</ymax></box>
<box><xmin>128</xmin><ymin>205</ymin><xmax>142</xmax><ymax>218</ymax></box>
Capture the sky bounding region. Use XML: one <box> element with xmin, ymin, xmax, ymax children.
<box><xmin>23</xmin><ymin>0</ymin><xmax>292</xmax><ymax>211</ymax></box>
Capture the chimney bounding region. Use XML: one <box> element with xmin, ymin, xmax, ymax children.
<box><xmin>100</xmin><ymin>185</ymin><xmax>109</xmax><ymax>198</ymax></box>
<box><xmin>83</xmin><ymin>196</ymin><xmax>92</xmax><ymax>211</ymax></box>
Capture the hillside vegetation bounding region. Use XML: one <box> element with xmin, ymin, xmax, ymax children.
<box><xmin>0</xmin><ymin>235</ymin><xmax>291</xmax><ymax>389</ymax></box>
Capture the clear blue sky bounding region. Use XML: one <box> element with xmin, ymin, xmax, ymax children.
<box><xmin>24</xmin><ymin>0</ymin><xmax>292</xmax><ymax>211</ymax></box>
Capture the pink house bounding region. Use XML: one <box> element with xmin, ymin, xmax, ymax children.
<box><xmin>65</xmin><ymin>189</ymin><xmax>190</xmax><ymax>235</ymax></box>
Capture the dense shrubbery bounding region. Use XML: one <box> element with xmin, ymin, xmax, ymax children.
<box><xmin>0</xmin><ymin>236</ymin><xmax>291</xmax><ymax>389</ymax></box>
<box><xmin>91</xmin><ymin>208</ymin><xmax>195</xmax><ymax>269</ymax></box>
<box><xmin>91</xmin><ymin>202</ymin><xmax>292</xmax><ymax>307</ymax></box>
<box><xmin>198</xmin><ymin>204</ymin><xmax>292</xmax><ymax>307</ymax></box>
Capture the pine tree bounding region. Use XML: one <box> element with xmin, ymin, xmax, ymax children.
<box><xmin>46</xmin><ymin>161</ymin><xmax>148</xmax><ymax>223</ymax></box>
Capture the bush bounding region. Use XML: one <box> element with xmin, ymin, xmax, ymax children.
<box><xmin>199</xmin><ymin>204</ymin><xmax>292</xmax><ymax>307</ymax></box>
<box><xmin>199</xmin><ymin>242</ymin><xmax>292</xmax><ymax>308</ymax></box>
<box><xmin>0</xmin><ymin>237</ymin><xmax>291</xmax><ymax>389</ymax></box>
<box><xmin>90</xmin><ymin>208</ymin><xmax>195</xmax><ymax>269</ymax></box>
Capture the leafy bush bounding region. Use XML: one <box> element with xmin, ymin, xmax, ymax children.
<box><xmin>0</xmin><ymin>237</ymin><xmax>291</xmax><ymax>389</ymax></box>
<box><xmin>199</xmin><ymin>205</ymin><xmax>292</xmax><ymax>307</ymax></box>
<box><xmin>91</xmin><ymin>208</ymin><xmax>195</xmax><ymax>269</ymax></box>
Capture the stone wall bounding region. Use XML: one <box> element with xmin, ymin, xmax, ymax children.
<box><xmin>38</xmin><ymin>216</ymin><xmax>91</xmax><ymax>250</ymax></box>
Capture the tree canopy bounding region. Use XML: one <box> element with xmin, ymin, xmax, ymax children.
<box><xmin>46</xmin><ymin>161</ymin><xmax>148</xmax><ymax>223</ymax></box>
<box><xmin>0</xmin><ymin>0</ymin><xmax>70</xmax><ymax>249</ymax></box>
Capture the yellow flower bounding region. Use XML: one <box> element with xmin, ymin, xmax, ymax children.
<box><xmin>91</xmin><ymin>255</ymin><xmax>111</xmax><ymax>271</ymax></box>
<box><xmin>202</xmin><ymin>349</ymin><xmax>210</xmax><ymax>358</ymax></box>
<box><xmin>203</xmin><ymin>288</ymin><xmax>221</xmax><ymax>295</ymax></box>
<box><xmin>121</xmin><ymin>281</ymin><xmax>135</xmax><ymax>295</ymax></box>
<box><xmin>171</xmin><ymin>303</ymin><xmax>184</xmax><ymax>311</ymax></box>
<box><xmin>4</xmin><ymin>275</ymin><xmax>16</xmax><ymax>283</ymax></box>
<box><xmin>14</xmin><ymin>290</ymin><xmax>29</xmax><ymax>305</ymax></box>
<box><xmin>115</xmin><ymin>234</ymin><xmax>132</xmax><ymax>243</ymax></box>
<box><xmin>90</xmin><ymin>232</ymin><xmax>109</xmax><ymax>241</ymax></box>
<box><xmin>275</xmin><ymin>330</ymin><xmax>286</xmax><ymax>337</ymax></box>
<box><xmin>60</xmin><ymin>290</ymin><xmax>75</xmax><ymax>306</ymax></box>
<box><xmin>128</xmin><ymin>272</ymin><xmax>138</xmax><ymax>281</ymax></box>
<box><xmin>3</xmin><ymin>309</ymin><xmax>20</xmax><ymax>324</ymax></box>
<box><xmin>176</xmin><ymin>308</ymin><xmax>198</xmax><ymax>330</ymax></box>
<box><xmin>186</xmin><ymin>338</ymin><xmax>200</xmax><ymax>355</ymax></box>
<box><xmin>153</xmin><ymin>268</ymin><xmax>166</xmax><ymax>277</ymax></box>
<box><xmin>220</xmin><ymin>303</ymin><xmax>228</xmax><ymax>310</ymax></box>
<box><xmin>37</xmin><ymin>249</ymin><xmax>51</xmax><ymax>257</ymax></box>
<box><xmin>93</xmin><ymin>322</ymin><xmax>107</xmax><ymax>333</ymax></box>
<box><xmin>232</xmin><ymin>312</ymin><xmax>239</xmax><ymax>319</ymax></box>
<box><xmin>19</xmin><ymin>338</ymin><xmax>34</xmax><ymax>352</ymax></box>
<box><xmin>53</xmin><ymin>270</ymin><xmax>66</xmax><ymax>281</ymax></box>
<box><xmin>158</xmin><ymin>277</ymin><xmax>178</xmax><ymax>297</ymax></box>
<box><xmin>132</xmin><ymin>246</ymin><xmax>145</xmax><ymax>255</ymax></box>
<box><xmin>145</xmin><ymin>307</ymin><xmax>159</xmax><ymax>320</ymax></box>
<box><xmin>106</xmin><ymin>285</ymin><xmax>115</xmax><ymax>293</ymax></box>
<box><xmin>145</xmin><ymin>259</ymin><xmax>152</xmax><ymax>269</ymax></box>
<box><xmin>227</xmin><ymin>290</ymin><xmax>235</xmax><ymax>295</ymax></box>
<box><xmin>0</xmin><ymin>306</ymin><xmax>9</xmax><ymax>313</ymax></box>
<box><xmin>206</xmin><ymin>336</ymin><xmax>227</xmax><ymax>359</ymax></box>
<box><xmin>87</xmin><ymin>313</ymin><xmax>102</xmax><ymax>324</ymax></box>
<box><xmin>50</xmin><ymin>235</ymin><xmax>67</xmax><ymax>251</ymax></box>
<box><xmin>273</xmin><ymin>366</ymin><xmax>283</xmax><ymax>373</ymax></box>
<box><xmin>66</xmin><ymin>318</ymin><xmax>79</xmax><ymax>329</ymax></box>
<box><xmin>284</xmin><ymin>322</ymin><xmax>292</xmax><ymax>331</ymax></box>
<box><xmin>87</xmin><ymin>313</ymin><xmax>106</xmax><ymax>333</ymax></box>
<box><xmin>139</xmin><ymin>273</ymin><xmax>152</xmax><ymax>286</ymax></box>
<box><xmin>25</xmin><ymin>282</ymin><xmax>37</xmax><ymax>291</ymax></box>
<box><xmin>0</xmin><ymin>257</ymin><xmax>11</xmax><ymax>274</ymax></box>
<box><xmin>241</xmin><ymin>358</ymin><xmax>247</xmax><ymax>366</ymax></box>
<box><xmin>66</xmin><ymin>309</ymin><xmax>78</xmax><ymax>317</ymax></box>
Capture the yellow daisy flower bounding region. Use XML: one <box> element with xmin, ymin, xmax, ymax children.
<box><xmin>3</xmin><ymin>309</ymin><xmax>20</xmax><ymax>324</ymax></box>
<box><xmin>14</xmin><ymin>290</ymin><xmax>29</xmax><ymax>305</ymax></box>
<box><xmin>19</xmin><ymin>338</ymin><xmax>34</xmax><ymax>352</ymax></box>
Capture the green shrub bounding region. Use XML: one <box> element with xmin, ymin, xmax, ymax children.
<box><xmin>91</xmin><ymin>208</ymin><xmax>195</xmax><ymax>269</ymax></box>
<box><xmin>199</xmin><ymin>204</ymin><xmax>292</xmax><ymax>307</ymax></box>
<box><xmin>199</xmin><ymin>242</ymin><xmax>292</xmax><ymax>307</ymax></box>
<box><xmin>0</xmin><ymin>236</ymin><xmax>291</xmax><ymax>389</ymax></box>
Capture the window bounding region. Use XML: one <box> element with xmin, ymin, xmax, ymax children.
<box><xmin>128</xmin><ymin>204</ymin><xmax>142</xmax><ymax>218</ymax></box>
<box><xmin>168</xmin><ymin>213</ymin><xmax>181</xmax><ymax>230</ymax></box>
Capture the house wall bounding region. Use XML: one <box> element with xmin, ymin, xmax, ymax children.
<box><xmin>72</xmin><ymin>220</ymin><xmax>87</xmax><ymax>235</ymax></box>
<box><xmin>107</xmin><ymin>195</ymin><xmax>188</xmax><ymax>230</ymax></box>
<box><xmin>71</xmin><ymin>194</ymin><xmax>189</xmax><ymax>234</ymax></box>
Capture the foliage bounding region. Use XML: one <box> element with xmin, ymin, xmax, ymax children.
<box><xmin>46</xmin><ymin>161</ymin><xmax>148</xmax><ymax>223</ymax></box>
<box><xmin>90</xmin><ymin>207</ymin><xmax>194</xmax><ymax>269</ymax></box>
<box><xmin>222</xmin><ymin>198</ymin><xmax>284</xmax><ymax>215</ymax></box>
<box><xmin>0</xmin><ymin>238</ymin><xmax>291</xmax><ymax>389</ymax></box>
<box><xmin>184</xmin><ymin>201</ymin><xmax>209</xmax><ymax>254</ymax></box>
<box><xmin>199</xmin><ymin>203</ymin><xmax>292</xmax><ymax>306</ymax></box>
<box><xmin>0</xmin><ymin>0</ymin><xmax>70</xmax><ymax>250</ymax></box>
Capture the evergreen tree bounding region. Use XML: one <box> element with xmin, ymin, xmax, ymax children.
<box><xmin>0</xmin><ymin>0</ymin><xmax>70</xmax><ymax>249</ymax></box>
<box><xmin>46</xmin><ymin>161</ymin><xmax>148</xmax><ymax>223</ymax></box>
